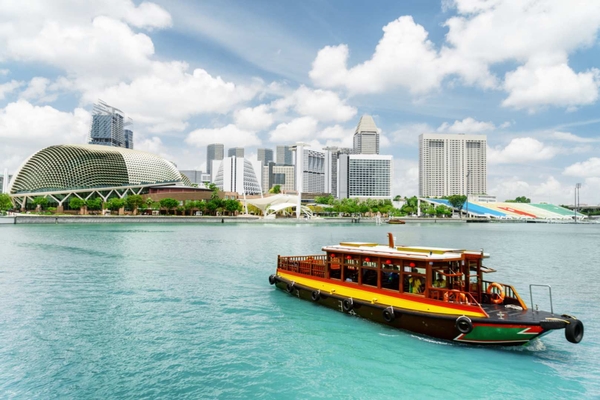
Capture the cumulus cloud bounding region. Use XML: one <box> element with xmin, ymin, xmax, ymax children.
<box><xmin>551</xmin><ymin>131</ymin><xmax>599</xmax><ymax>143</ymax></box>
<box><xmin>234</xmin><ymin>105</ymin><xmax>274</xmax><ymax>131</ymax></box>
<box><xmin>489</xmin><ymin>175</ymin><xmax>572</xmax><ymax>204</ymax></box>
<box><xmin>88</xmin><ymin>62</ymin><xmax>258</xmax><ymax>133</ymax></box>
<box><xmin>0</xmin><ymin>80</ymin><xmax>22</xmax><ymax>100</ymax></box>
<box><xmin>389</xmin><ymin>123</ymin><xmax>433</xmax><ymax>146</ymax></box>
<box><xmin>185</xmin><ymin>124</ymin><xmax>261</xmax><ymax>148</ymax></box>
<box><xmin>309</xmin><ymin>16</ymin><xmax>443</xmax><ymax>95</ymax></box>
<box><xmin>563</xmin><ymin>158</ymin><xmax>600</xmax><ymax>178</ymax></box>
<box><xmin>271</xmin><ymin>85</ymin><xmax>356</xmax><ymax>122</ymax></box>
<box><xmin>268</xmin><ymin>116</ymin><xmax>319</xmax><ymax>143</ymax></box>
<box><xmin>488</xmin><ymin>137</ymin><xmax>559</xmax><ymax>164</ymax></box>
<box><xmin>19</xmin><ymin>77</ymin><xmax>57</xmax><ymax>103</ymax></box>
<box><xmin>437</xmin><ymin>117</ymin><xmax>495</xmax><ymax>133</ymax></box>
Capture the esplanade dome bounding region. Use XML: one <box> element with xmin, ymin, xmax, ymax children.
<box><xmin>9</xmin><ymin>144</ymin><xmax>189</xmax><ymax>195</ymax></box>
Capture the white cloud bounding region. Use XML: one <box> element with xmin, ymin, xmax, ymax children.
<box><xmin>489</xmin><ymin>175</ymin><xmax>571</xmax><ymax>204</ymax></box>
<box><xmin>563</xmin><ymin>158</ymin><xmax>600</xmax><ymax>178</ymax></box>
<box><xmin>502</xmin><ymin>63</ymin><xmax>599</xmax><ymax>111</ymax></box>
<box><xmin>20</xmin><ymin>77</ymin><xmax>56</xmax><ymax>102</ymax></box>
<box><xmin>0</xmin><ymin>80</ymin><xmax>22</xmax><ymax>100</ymax></box>
<box><xmin>488</xmin><ymin>137</ymin><xmax>558</xmax><ymax>164</ymax></box>
<box><xmin>271</xmin><ymin>85</ymin><xmax>356</xmax><ymax>123</ymax></box>
<box><xmin>87</xmin><ymin>61</ymin><xmax>258</xmax><ymax>132</ymax></box>
<box><xmin>310</xmin><ymin>16</ymin><xmax>443</xmax><ymax>95</ymax></box>
<box><xmin>0</xmin><ymin>69</ymin><xmax>9</xmax><ymax>76</ymax></box>
<box><xmin>389</xmin><ymin>123</ymin><xmax>433</xmax><ymax>146</ymax></box>
<box><xmin>185</xmin><ymin>124</ymin><xmax>261</xmax><ymax>148</ymax></box>
<box><xmin>268</xmin><ymin>116</ymin><xmax>318</xmax><ymax>143</ymax></box>
<box><xmin>0</xmin><ymin>100</ymin><xmax>91</xmax><ymax>171</ymax></box>
<box><xmin>234</xmin><ymin>105</ymin><xmax>274</xmax><ymax>131</ymax></box>
<box><xmin>550</xmin><ymin>131</ymin><xmax>599</xmax><ymax>143</ymax></box>
<box><xmin>437</xmin><ymin>117</ymin><xmax>495</xmax><ymax>133</ymax></box>
<box><xmin>393</xmin><ymin>160</ymin><xmax>419</xmax><ymax>198</ymax></box>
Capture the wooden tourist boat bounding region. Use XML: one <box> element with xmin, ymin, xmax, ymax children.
<box><xmin>269</xmin><ymin>233</ymin><xmax>584</xmax><ymax>346</ymax></box>
<box><xmin>386</xmin><ymin>219</ymin><xmax>406</xmax><ymax>224</ymax></box>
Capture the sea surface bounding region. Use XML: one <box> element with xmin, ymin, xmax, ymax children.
<box><xmin>0</xmin><ymin>222</ymin><xmax>598</xmax><ymax>399</ymax></box>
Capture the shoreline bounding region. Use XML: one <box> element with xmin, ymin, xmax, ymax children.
<box><xmin>0</xmin><ymin>215</ymin><xmax>470</xmax><ymax>225</ymax></box>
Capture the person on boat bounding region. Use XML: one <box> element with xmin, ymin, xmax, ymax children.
<box><xmin>409</xmin><ymin>269</ymin><xmax>423</xmax><ymax>294</ymax></box>
<box><xmin>433</xmin><ymin>273</ymin><xmax>447</xmax><ymax>288</ymax></box>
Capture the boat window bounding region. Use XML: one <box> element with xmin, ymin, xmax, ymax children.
<box><xmin>343</xmin><ymin>255</ymin><xmax>359</xmax><ymax>283</ymax></box>
<box><xmin>403</xmin><ymin>261</ymin><xmax>425</xmax><ymax>295</ymax></box>
<box><xmin>382</xmin><ymin>260</ymin><xmax>401</xmax><ymax>291</ymax></box>
<box><xmin>329</xmin><ymin>253</ymin><xmax>341</xmax><ymax>280</ymax></box>
<box><xmin>360</xmin><ymin>256</ymin><xmax>379</xmax><ymax>288</ymax></box>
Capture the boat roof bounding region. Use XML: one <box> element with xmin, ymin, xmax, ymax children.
<box><xmin>322</xmin><ymin>242</ymin><xmax>489</xmax><ymax>261</ymax></box>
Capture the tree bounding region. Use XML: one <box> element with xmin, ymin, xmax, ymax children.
<box><xmin>159</xmin><ymin>198</ymin><xmax>180</xmax><ymax>214</ymax></box>
<box><xmin>506</xmin><ymin>196</ymin><xmax>531</xmax><ymax>203</ymax></box>
<box><xmin>224</xmin><ymin>199</ymin><xmax>242</xmax><ymax>214</ymax></box>
<box><xmin>447</xmin><ymin>195</ymin><xmax>467</xmax><ymax>217</ymax></box>
<box><xmin>393</xmin><ymin>195</ymin><xmax>402</xmax><ymax>201</ymax></box>
<box><xmin>314</xmin><ymin>194</ymin><xmax>334</xmax><ymax>205</ymax></box>
<box><xmin>32</xmin><ymin>196</ymin><xmax>48</xmax><ymax>211</ymax></box>
<box><xmin>269</xmin><ymin>184</ymin><xmax>281</xmax><ymax>194</ymax></box>
<box><xmin>106</xmin><ymin>197</ymin><xmax>126</xmax><ymax>211</ymax></box>
<box><xmin>86</xmin><ymin>198</ymin><xmax>103</xmax><ymax>213</ymax></box>
<box><xmin>435</xmin><ymin>205</ymin><xmax>452</xmax><ymax>217</ymax></box>
<box><xmin>69</xmin><ymin>197</ymin><xmax>86</xmax><ymax>211</ymax></box>
<box><xmin>125</xmin><ymin>194</ymin><xmax>145</xmax><ymax>214</ymax></box>
<box><xmin>0</xmin><ymin>193</ymin><xmax>12</xmax><ymax>213</ymax></box>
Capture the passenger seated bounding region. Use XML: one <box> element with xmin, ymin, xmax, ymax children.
<box><xmin>433</xmin><ymin>273</ymin><xmax>447</xmax><ymax>288</ymax></box>
<box><xmin>409</xmin><ymin>269</ymin><xmax>423</xmax><ymax>294</ymax></box>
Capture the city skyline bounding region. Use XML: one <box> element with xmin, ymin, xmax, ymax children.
<box><xmin>1</xmin><ymin>1</ymin><xmax>600</xmax><ymax>204</ymax></box>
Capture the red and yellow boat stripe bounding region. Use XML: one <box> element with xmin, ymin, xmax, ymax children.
<box><xmin>277</xmin><ymin>270</ymin><xmax>488</xmax><ymax>318</ymax></box>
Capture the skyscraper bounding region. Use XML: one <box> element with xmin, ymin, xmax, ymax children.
<box><xmin>124</xmin><ymin>129</ymin><xmax>133</xmax><ymax>150</ymax></box>
<box><xmin>353</xmin><ymin>115</ymin><xmax>379</xmax><ymax>155</ymax></box>
<box><xmin>276</xmin><ymin>145</ymin><xmax>293</xmax><ymax>165</ymax></box>
<box><xmin>257</xmin><ymin>148</ymin><xmax>273</xmax><ymax>166</ymax></box>
<box><xmin>324</xmin><ymin>146</ymin><xmax>352</xmax><ymax>196</ymax></box>
<box><xmin>207</xmin><ymin>143</ymin><xmax>224</xmax><ymax>176</ymax></box>
<box><xmin>338</xmin><ymin>154</ymin><xmax>392</xmax><ymax>199</ymax></box>
<box><xmin>88</xmin><ymin>100</ymin><xmax>133</xmax><ymax>149</ymax></box>
<box><xmin>419</xmin><ymin>133</ymin><xmax>487</xmax><ymax>197</ymax></box>
<box><xmin>228</xmin><ymin>147</ymin><xmax>245</xmax><ymax>158</ymax></box>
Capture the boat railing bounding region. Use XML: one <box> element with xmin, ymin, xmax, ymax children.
<box><xmin>277</xmin><ymin>255</ymin><xmax>327</xmax><ymax>278</ymax></box>
<box><xmin>428</xmin><ymin>288</ymin><xmax>478</xmax><ymax>305</ymax></box>
<box><xmin>529</xmin><ymin>284</ymin><xmax>553</xmax><ymax>314</ymax></box>
<box><xmin>483</xmin><ymin>281</ymin><xmax>527</xmax><ymax>309</ymax></box>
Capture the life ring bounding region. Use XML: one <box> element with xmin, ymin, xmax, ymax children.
<box><xmin>268</xmin><ymin>274</ymin><xmax>277</xmax><ymax>285</ymax></box>
<box><xmin>565</xmin><ymin>319</ymin><xmax>584</xmax><ymax>344</ymax></box>
<box><xmin>487</xmin><ymin>282</ymin><xmax>505</xmax><ymax>304</ymax></box>
<box><xmin>443</xmin><ymin>290</ymin><xmax>460</xmax><ymax>302</ymax></box>
<box><xmin>342</xmin><ymin>298</ymin><xmax>354</xmax><ymax>312</ymax></box>
<box><xmin>286</xmin><ymin>282</ymin><xmax>295</xmax><ymax>293</ymax></box>
<box><xmin>456</xmin><ymin>316</ymin><xmax>473</xmax><ymax>334</ymax></box>
<box><xmin>311</xmin><ymin>290</ymin><xmax>321</xmax><ymax>301</ymax></box>
<box><xmin>383</xmin><ymin>307</ymin><xmax>395</xmax><ymax>323</ymax></box>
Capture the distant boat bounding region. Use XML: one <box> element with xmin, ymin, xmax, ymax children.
<box><xmin>387</xmin><ymin>219</ymin><xmax>405</xmax><ymax>224</ymax></box>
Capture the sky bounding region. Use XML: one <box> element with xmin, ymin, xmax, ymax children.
<box><xmin>1</xmin><ymin>0</ymin><xmax>600</xmax><ymax>205</ymax></box>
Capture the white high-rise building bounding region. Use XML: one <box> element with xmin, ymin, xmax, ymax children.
<box><xmin>419</xmin><ymin>133</ymin><xmax>487</xmax><ymax>197</ymax></box>
<box><xmin>353</xmin><ymin>115</ymin><xmax>379</xmax><ymax>155</ymax></box>
<box><xmin>338</xmin><ymin>154</ymin><xmax>393</xmax><ymax>199</ymax></box>
<box><xmin>297</xmin><ymin>148</ymin><xmax>331</xmax><ymax>194</ymax></box>
<box><xmin>213</xmin><ymin>157</ymin><xmax>262</xmax><ymax>195</ymax></box>
<box><xmin>207</xmin><ymin>143</ymin><xmax>224</xmax><ymax>177</ymax></box>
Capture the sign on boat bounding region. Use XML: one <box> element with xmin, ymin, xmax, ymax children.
<box><xmin>269</xmin><ymin>233</ymin><xmax>584</xmax><ymax>346</ymax></box>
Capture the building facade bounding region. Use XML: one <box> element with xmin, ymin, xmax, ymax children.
<box><xmin>262</xmin><ymin>163</ymin><xmax>295</xmax><ymax>193</ymax></box>
<box><xmin>179</xmin><ymin>170</ymin><xmax>211</xmax><ymax>186</ymax></box>
<box><xmin>207</xmin><ymin>143</ymin><xmax>224</xmax><ymax>176</ymax></box>
<box><xmin>419</xmin><ymin>133</ymin><xmax>487</xmax><ymax>197</ymax></box>
<box><xmin>213</xmin><ymin>157</ymin><xmax>262</xmax><ymax>195</ymax></box>
<box><xmin>227</xmin><ymin>147</ymin><xmax>245</xmax><ymax>158</ymax></box>
<box><xmin>353</xmin><ymin>115</ymin><xmax>379</xmax><ymax>155</ymax></box>
<box><xmin>276</xmin><ymin>145</ymin><xmax>293</xmax><ymax>165</ymax></box>
<box><xmin>257</xmin><ymin>148</ymin><xmax>273</xmax><ymax>166</ymax></box>
<box><xmin>88</xmin><ymin>100</ymin><xmax>133</xmax><ymax>149</ymax></box>
<box><xmin>338</xmin><ymin>154</ymin><xmax>392</xmax><ymax>199</ymax></box>
<box><xmin>323</xmin><ymin>146</ymin><xmax>353</xmax><ymax>196</ymax></box>
<box><xmin>298</xmin><ymin>148</ymin><xmax>330</xmax><ymax>194</ymax></box>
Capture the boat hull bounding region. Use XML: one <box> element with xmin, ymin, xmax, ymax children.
<box><xmin>273</xmin><ymin>277</ymin><xmax>550</xmax><ymax>346</ymax></box>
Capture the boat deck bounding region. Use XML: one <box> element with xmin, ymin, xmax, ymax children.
<box><xmin>481</xmin><ymin>304</ymin><xmax>557</xmax><ymax>324</ymax></box>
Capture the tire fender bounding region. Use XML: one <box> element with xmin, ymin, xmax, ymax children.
<box><xmin>456</xmin><ymin>315</ymin><xmax>473</xmax><ymax>334</ymax></box>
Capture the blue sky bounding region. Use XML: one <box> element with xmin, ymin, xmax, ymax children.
<box><xmin>1</xmin><ymin>0</ymin><xmax>600</xmax><ymax>204</ymax></box>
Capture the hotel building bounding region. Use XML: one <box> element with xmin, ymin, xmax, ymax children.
<box><xmin>338</xmin><ymin>154</ymin><xmax>393</xmax><ymax>199</ymax></box>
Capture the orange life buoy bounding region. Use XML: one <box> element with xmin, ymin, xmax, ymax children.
<box><xmin>487</xmin><ymin>282</ymin><xmax>505</xmax><ymax>304</ymax></box>
<box><xmin>443</xmin><ymin>290</ymin><xmax>463</xmax><ymax>303</ymax></box>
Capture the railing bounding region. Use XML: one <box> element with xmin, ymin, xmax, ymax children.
<box><xmin>529</xmin><ymin>284</ymin><xmax>553</xmax><ymax>314</ymax></box>
<box><xmin>428</xmin><ymin>288</ymin><xmax>478</xmax><ymax>305</ymax></box>
<box><xmin>278</xmin><ymin>255</ymin><xmax>327</xmax><ymax>278</ymax></box>
<box><xmin>482</xmin><ymin>280</ymin><xmax>527</xmax><ymax>308</ymax></box>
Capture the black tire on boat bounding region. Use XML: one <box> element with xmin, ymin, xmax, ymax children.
<box><xmin>456</xmin><ymin>316</ymin><xmax>473</xmax><ymax>334</ymax></box>
<box><xmin>268</xmin><ymin>274</ymin><xmax>277</xmax><ymax>285</ymax></box>
<box><xmin>311</xmin><ymin>290</ymin><xmax>321</xmax><ymax>301</ymax></box>
<box><xmin>286</xmin><ymin>282</ymin><xmax>295</xmax><ymax>293</ymax></box>
<box><xmin>565</xmin><ymin>319</ymin><xmax>584</xmax><ymax>344</ymax></box>
<box><xmin>382</xmin><ymin>307</ymin><xmax>395</xmax><ymax>323</ymax></box>
<box><xmin>342</xmin><ymin>298</ymin><xmax>354</xmax><ymax>312</ymax></box>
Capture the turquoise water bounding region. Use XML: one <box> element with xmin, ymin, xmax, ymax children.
<box><xmin>0</xmin><ymin>223</ymin><xmax>598</xmax><ymax>399</ymax></box>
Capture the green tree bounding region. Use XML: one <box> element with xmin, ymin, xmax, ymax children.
<box><xmin>447</xmin><ymin>195</ymin><xmax>467</xmax><ymax>217</ymax></box>
<box><xmin>224</xmin><ymin>199</ymin><xmax>242</xmax><ymax>214</ymax></box>
<box><xmin>106</xmin><ymin>197</ymin><xmax>126</xmax><ymax>211</ymax></box>
<box><xmin>159</xmin><ymin>198</ymin><xmax>180</xmax><ymax>214</ymax></box>
<box><xmin>32</xmin><ymin>196</ymin><xmax>48</xmax><ymax>211</ymax></box>
<box><xmin>314</xmin><ymin>194</ymin><xmax>334</xmax><ymax>205</ymax></box>
<box><xmin>69</xmin><ymin>197</ymin><xmax>86</xmax><ymax>211</ymax></box>
<box><xmin>87</xmin><ymin>198</ymin><xmax>103</xmax><ymax>213</ymax></box>
<box><xmin>506</xmin><ymin>196</ymin><xmax>531</xmax><ymax>203</ymax></box>
<box><xmin>0</xmin><ymin>193</ymin><xmax>12</xmax><ymax>213</ymax></box>
<box><xmin>393</xmin><ymin>195</ymin><xmax>402</xmax><ymax>201</ymax></box>
<box><xmin>125</xmin><ymin>194</ymin><xmax>145</xmax><ymax>214</ymax></box>
<box><xmin>269</xmin><ymin>184</ymin><xmax>281</xmax><ymax>194</ymax></box>
<box><xmin>435</xmin><ymin>205</ymin><xmax>452</xmax><ymax>217</ymax></box>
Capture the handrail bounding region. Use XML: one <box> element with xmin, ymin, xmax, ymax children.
<box><xmin>529</xmin><ymin>284</ymin><xmax>553</xmax><ymax>315</ymax></box>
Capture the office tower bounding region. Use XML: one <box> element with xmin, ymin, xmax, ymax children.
<box><xmin>207</xmin><ymin>143</ymin><xmax>224</xmax><ymax>176</ymax></box>
<box><xmin>213</xmin><ymin>156</ymin><xmax>262</xmax><ymax>195</ymax></box>
<box><xmin>257</xmin><ymin>148</ymin><xmax>273</xmax><ymax>166</ymax></box>
<box><xmin>227</xmin><ymin>147</ymin><xmax>245</xmax><ymax>158</ymax></box>
<box><xmin>353</xmin><ymin>115</ymin><xmax>379</xmax><ymax>155</ymax></box>
<box><xmin>276</xmin><ymin>145</ymin><xmax>293</xmax><ymax>165</ymax></box>
<box><xmin>262</xmin><ymin>162</ymin><xmax>295</xmax><ymax>193</ymax></box>
<box><xmin>124</xmin><ymin>129</ymin><xmax>133</xmax><ymax>149</ymax></box>
<box><xmin>338</xmin><ymin>154</ymin><xmax>393</xmax><ymax>199</ymax></box>
<box><xmin>419</xmin><ymin>133</ymin><xmax>487</xmax><ymax>197</ymax></box>
<box><xmin>297</xmin><ymin>148</ymin><xmax>330</xmax><ymax>194</ymax></box>
<box><xmin>324</xmin><ymin>146</ymin><xmax>352</xmax><ymax>196</ymax></box>
<box><xmin>88</xmin><ymin>100</ymin><xmax>132</xmax><ymax>148</ymax></box>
